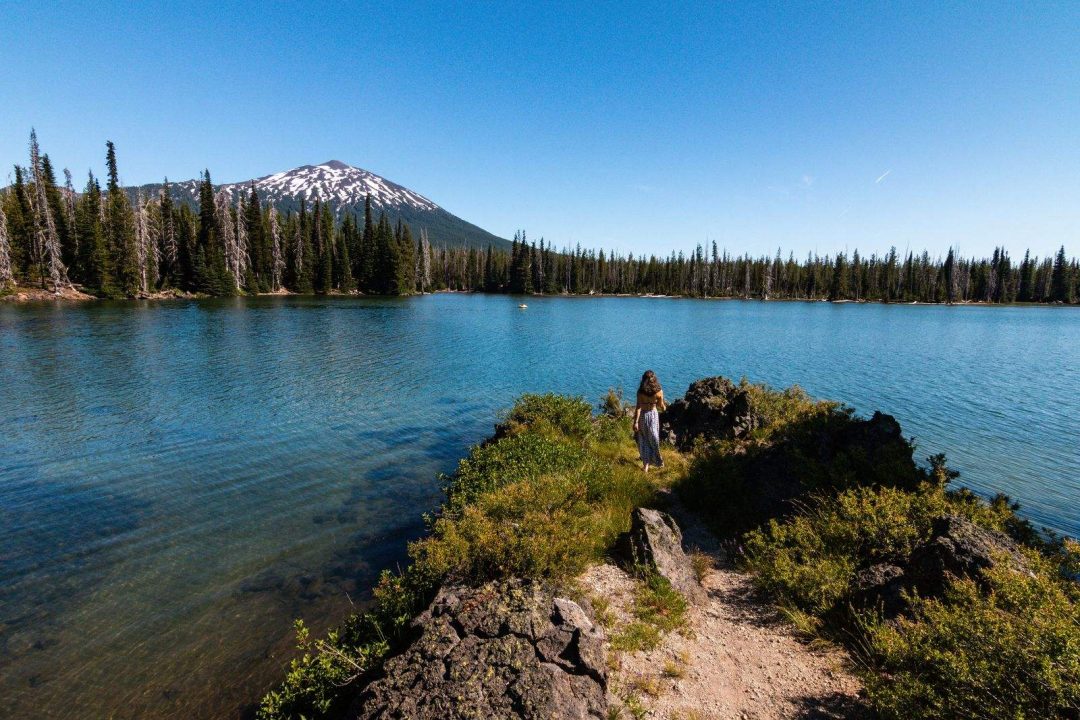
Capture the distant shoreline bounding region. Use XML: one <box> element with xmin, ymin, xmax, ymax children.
<box><xmin>2</xmin><ymin>284</ymin><xmax>1076</xmax><ymax>308</ymax></box>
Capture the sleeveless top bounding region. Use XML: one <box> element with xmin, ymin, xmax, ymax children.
<box><xmin>637</xmin><ymin>390</ymin><xmax>666</xmax><ymax>412</ymax></box>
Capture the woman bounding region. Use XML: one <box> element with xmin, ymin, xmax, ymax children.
<box><xmin>633</xmin><ymin>370</ymin><xmax>667</xmax><ymax>472</ymax></box>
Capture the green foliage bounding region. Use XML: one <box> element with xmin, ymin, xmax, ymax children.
<box><xmin>864</xmin><ymin>563</ymin><xmax>1080</xmax><ymax>720</ymax></box>
<box><xmin>499</xmin><ymin>393</ymin><xmax>594</xmax><ymax>438</ymax></box>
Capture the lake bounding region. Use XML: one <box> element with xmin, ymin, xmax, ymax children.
<box><xmin>1</xmin><ymin>293</ymin><xmax>1077</xmax><ymax>718</ymax></box>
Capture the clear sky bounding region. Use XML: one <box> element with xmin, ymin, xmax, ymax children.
<box><xmin>2</xmin><ymin>1</ymin><xmax>1077</xmax><ymax>259</ymax></box>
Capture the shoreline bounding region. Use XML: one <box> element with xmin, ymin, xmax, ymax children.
<box><xmin>2</xmin><ymin>283</ymin><xmax>1075</xmax><ymax>308</ymax></box>
<box><xmin>255</xmin><ymin>381</ymin><xmax>1078</xmax><ymax>720</ymax></box>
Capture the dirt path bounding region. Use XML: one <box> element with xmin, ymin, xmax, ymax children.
<box><xmin>578</xmin><ymin>495</ymin><xmax>870</xmax><ymax>720</ymax></box>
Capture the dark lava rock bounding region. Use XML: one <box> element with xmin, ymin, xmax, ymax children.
<box><xmin>908</xmin><ymin>515</ymin><xmax>1033</xmax><ymax>596</ymax></box>
<box><xmin>351</xmin><ymin>580</ymin><xmax>608</xmax><ymax>720</ymax></box>
<box><xmin>850</xmin><ymin>563</ymin><xmax>907</xmax><ymax>616</ymax></box>
<box><xmin>623</xmin><ymin>508</ymin><xmax>706</xmax><ymax>604</ymax></box>
<box><xmin>660</xmin><ymin>376</ymin><xmax>757</xmax><ymax>450</ymax></box>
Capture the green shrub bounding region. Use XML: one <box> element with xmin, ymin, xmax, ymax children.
<box><xmin>500</xmin><ymin>393</ymin><xmax>594</xmax><ymax>438</ymax></box>
<box><xmin>865</xmin><ymin>562</ymin><xmax>1080</xmax><ymax>719</ymax></box>
<box><xmin>443</xmin><ymin>427</ymin><xmax>590</xmax><ymax>514</ymax></box>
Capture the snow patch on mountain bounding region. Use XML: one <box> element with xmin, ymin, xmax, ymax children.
<box><xmin>218</xmin><ymin>161</ymin><xmax>440</xmax><ymax>212</ymax></box>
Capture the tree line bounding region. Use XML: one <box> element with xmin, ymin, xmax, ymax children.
<box><xmin>2</xmin><ymin>132</ymin><xmax>1076</xmax><ymax>304</ymax></box>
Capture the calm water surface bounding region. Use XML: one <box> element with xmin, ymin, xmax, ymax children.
<box><xmin>1</xmin><ymin>294</ymin><xmax>1077</xmax><ymax>718</ymax></box>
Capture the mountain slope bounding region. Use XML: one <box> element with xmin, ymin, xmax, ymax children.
<box><xmin>127</xmin><ymin>161</ymin><xmax>510</xmax><ymax>250</ymax></box>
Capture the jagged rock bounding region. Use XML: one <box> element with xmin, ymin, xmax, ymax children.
<box><xmin>850</xmin><ymin>563</ymin><xmax>907</xmax><ymax>616</ymax></box>
<box><xmin>907</xmin><ymin>515</ymin><xmax>1033</xmax><ymax>596</ymax></box>
<box><xmin>351</xmin><ymin>580</ymin><xmax>608</xmax><ymax>720</ymax></box>
<box><xmin>660</xmin><ymin>376</ymin><xmax>758</xmax><ymax>450</ymax></box>
<box><xmin>625</xmin><ymin>508</ymin><xmax>707</xmax><ymax>604</ymax></box>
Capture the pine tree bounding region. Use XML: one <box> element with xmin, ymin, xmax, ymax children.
<box><xmin>829</xmin><ymin>253</ymin><xmax>848</xmax><ymax>300</ymax></box>
<box><xmin>398</xmin><ymin>222</ymin><xmax>416</xmax><ymax>294</ymax></box>
<box><xmin>336</xmin><ymin>212</ymin><xmax>355</xmax><ymax>293</ymax></box>
<box><xmin>244</xmin><ymin>184</ymin><xmax>266</xmax><ymax>292</ymax></box>
<box><xmin>0</xmin><ymin>203</ymin><xmax>13</xmax><ymax>288</ymax></box>
<box><xmin>75</xmin><ymin>173</ymin><xmax>112</xmax><ymax>295</ymax></box>
<box><xmin>195</xmin><ymin>171</ymin><xmax>232</xmax><ymax>295</ymax></box>
<box><xmin>61</xmin><ymin>167</ymin><xmax>79</xmax><ymax>274</ymax></box>
<box><xmin>1051</xmin><ymin>246</ymin><xmax>1069</xmax><ymax>303</ymax></box>
<box><xmin>358</xmin><ymin>194</ymin><xmax>375</xmax><ymax>291</ymax></box>
<box><xmin>294</xmin><ymin>200</ymin><xmax>314</xmax><ymax>293</ymax></box>
<box><xmin>28</xmin><ymin>130</ymin><xmax>69</xmax><ymax>291</ymax></box>
<box><xmin>417</xmin><ymin>228</ymin><xmax>432</xmax><ymax>293</ymax></box>
<box><xmin>159</xmin><ymin>181</ymin><xmax>177</xmax><ymax>287</ymax></box>
<box><xmin>5</xmin><ymin>167</ymin><xmax>32</xmax><ymax>279</ymax></box>
<box><xmin>99</xmin><ymin>142</ymin><xmax>140</xmax><ymax>296</ymax></box>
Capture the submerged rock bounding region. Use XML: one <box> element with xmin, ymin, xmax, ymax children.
<box><xmin>624</xmin><ymin>508</ymin><xmax>707</xmax><ymax>604</ymax></box>
<box><xmin>351</xmin><ymin>580</ymin><xmax>608</xmax><ymax>720</ymax></box>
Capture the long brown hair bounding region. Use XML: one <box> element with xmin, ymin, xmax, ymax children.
<box><xmin>638</xmin><ymin>370</ymin><xmax>661</xmax><ymax>396</ymax></box>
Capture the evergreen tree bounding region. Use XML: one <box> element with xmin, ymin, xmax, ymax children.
<box><xmin>397</xmin><ymin>222</ymin><xmax>416</xmax><ymax>294</ymax></box>
<box><xmin>194</xmin><ymin>171</ymin><xmax>232</xmax><ymax>295</ymax></box>
<box><xmin>358</xmin><ymin>194</ymin><xmax>375</xmax><ymax>291</ymax></box>
<box><xmin>244</xmin><ymin>184</ymin><xmax>267</xmax><ymax>292</ymax></box>
<box><xmin>1051</xmin><ymin>246</ymin><xmax>1070</xmax><ymax>302</ymax></box>
<box><xmin>159</xmin><ymin>180</ymin><xmax>178</xmax><ymax>287</ymax></box>
<box><xmin>76</xmin><ymin>173</ymin><xmax>112</xmax><ymax>296</ymax></box>
<box><xmin>314</xmin><ymin>201</ymin><xmax>333</xmax><ymax>294</ymax></box>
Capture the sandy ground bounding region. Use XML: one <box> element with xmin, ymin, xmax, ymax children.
<box><xmin>579</xmin><ymin>496</ymin><xmax>870</xmax><ymax>720</ymax></box>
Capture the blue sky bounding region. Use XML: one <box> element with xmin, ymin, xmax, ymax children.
<box><xmin>2</xmin><ymin>1</ymin><xmax>1077</xmax><ymax>258</ymax></box>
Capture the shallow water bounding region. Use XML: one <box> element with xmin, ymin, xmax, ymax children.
<box><xmin>1</xmin><ymin>294</ymin><xmax>1077</xmax><ymax>718</ymax></box>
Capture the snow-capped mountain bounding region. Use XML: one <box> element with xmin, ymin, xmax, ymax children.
<box><xmin>224</xmin><ymin>160</ymin><xmax>440</xmax><ymax>211</ymax></box>
<box><xmin>128</xmin><ymin>161</ymin><xmax>509</xmax><ymax>250</ymax></box>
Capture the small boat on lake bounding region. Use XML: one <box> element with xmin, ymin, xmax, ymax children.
<box><xmin>518</xmin><ymin>303</ymin><xmax>528</xmax><ymax>309</ymax></box>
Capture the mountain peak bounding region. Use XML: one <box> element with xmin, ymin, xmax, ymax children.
<box><xmin>231</xmin><ymin>161</ymin><xmax>441</xmax><ymax>212</ymax></box>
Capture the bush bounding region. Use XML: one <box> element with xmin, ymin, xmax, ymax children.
<box><xmin>865</xmin><ymin>561</ymin><xmax>1080</xmax><ymax>719</ymax></box>
<box><xmin>500</xmin><ymin>393</ymin><xmax>594</xmax><ymax>438</ymax></box>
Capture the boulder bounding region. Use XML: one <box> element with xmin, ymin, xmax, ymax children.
<box><xmin>351</xmin><ymin>580</ymin><xmax>608</xmax><ymax>720</ymax></box>
<box><xmin>625</xmin><ymin>508</ymin><xmax>707</xmax><ymax>604</ymax></box>
<box><xmin>850</xmin><ymin>563</ymin><xmax>907</xmax><ymax>616</ymax></box>
<box><xmin>660</xmin><ymin>376</ymin><xmax>757</xmax><ymax>450</ymax></box>
<box><xmin>907</xmin><ymin>515</ymin><xmax>1033</xmax><ymax>596</ymax></box>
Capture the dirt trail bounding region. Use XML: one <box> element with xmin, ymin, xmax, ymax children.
<box><xmin>579</xmin><ymin>494</ymin><xmax>870</xmax><ymax>720</ymax></box>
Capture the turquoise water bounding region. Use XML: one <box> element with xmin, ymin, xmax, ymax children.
<box><xmin>1</xmin><ymin>294</ymin><xmax>1077</xmax><ymax>718</ymax></box>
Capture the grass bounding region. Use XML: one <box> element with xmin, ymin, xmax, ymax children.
<box><xmin>610</xmin><ymin>569</ymin><xmax>690</xmax><ymax>652</ymax></box>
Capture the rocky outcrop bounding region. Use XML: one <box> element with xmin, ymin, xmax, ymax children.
<box><xmin>907</xmin><ymin>515</ymin><xmax>1033</xmax><ymax>596</ymax></box>
<box><xmin>351</xmin><ymin>580</ymin><xmax>608</xmax><ymax>720</ymax></box>
<box><xmin>624</xmin><ymin>508</ymin><xmax>707</xmax><ymax>604</ymax></box>
<box><xmin>851</xmin><ymin>515</ymin><xmax>1033</xmax><ymax>616</ymax></box>
<box><xmin>660</xmin><ymin>377</ymin><xmax>757</xmax><ymax>450</ymax></box>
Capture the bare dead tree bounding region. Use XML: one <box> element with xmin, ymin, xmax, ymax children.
<box><xmin>0</xmin><ymin>203</ymin><xmax>14</xmax><ymax>287</ymax></box>
<box><xmin>28</xmin><ymin>130</ymin><xmax>69</xmax><ymax>292</ymax></box>
<box><xmin>268</xmin><ymin>206</ymin><xmax>284</xmax><ymax>291</ymax></box>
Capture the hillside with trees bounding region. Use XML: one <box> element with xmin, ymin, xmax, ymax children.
<box><xmin>2</xmin><ymin>132</ymin><xmax>1077</xmax><ymax>304</ymax></box>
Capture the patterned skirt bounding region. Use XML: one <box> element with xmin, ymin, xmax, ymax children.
<box><xmin>636</xmin><ymin>408</ymin><xmax>663</xmax><ymax>466</ymax></box>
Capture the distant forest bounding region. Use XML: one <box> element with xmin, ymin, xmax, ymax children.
<box><xmin>2</xmin><ymin>134</ymin><xmax>1077</xmax><ymax>304</ymax></box>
